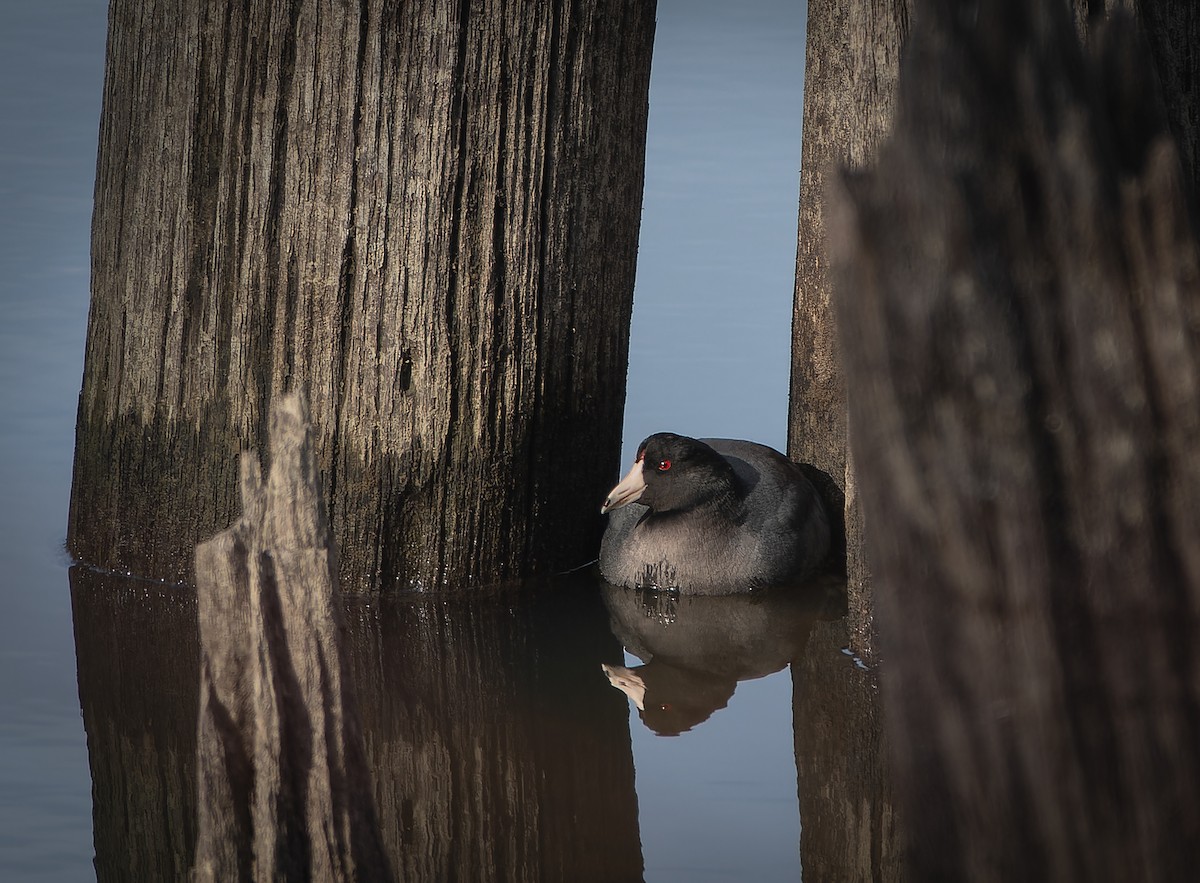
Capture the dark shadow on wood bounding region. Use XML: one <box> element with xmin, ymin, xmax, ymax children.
<box><xmin>797</xmin><ymin>463</ymin><xmax>848</xmax><ymax>575</ymax></box>
<box><xmin>1070</xmin><ymin>0</ymin><xmax>1200</xmax><ymax>202</ymax></box>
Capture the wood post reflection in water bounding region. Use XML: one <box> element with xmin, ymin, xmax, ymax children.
<box><xmin>69</xmin><ymin>573</ymin><xmax>645</xmax><ymax>881</ymax></box>
<box><xmin>71</xmin><ymin>547</ymin><xmax>905</xmax><ymax>880</ymax></box>
<box><xmin>70</xmin><ymin>569</ymin><xmax>642</xmax><ymax>881</ymax></box>
<box><xmin>69</xmin><ymin>567</ymin><xmax>200</xmax><ymax>882</ymax></box>
<box><xmin>792</xmin><ymin>618</ymin><xmax>903</xmax><ymax>882</ymax></box>
<box><xmin>343</xmin><ymin>578</ymin><xmax>643</xmax><ymax>882</ymax></box>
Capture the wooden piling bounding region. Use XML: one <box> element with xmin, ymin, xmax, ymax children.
<box><xmin>69</xmin><ymin>0</ymin><xmax>656</xmax><ymax>591</ymax></box>
<box><xmin>832</xmin><ymin>3</ymin><xmax>1200</xmax><ymax>877</ymax></box>
<box><xmin>192</xmin><ymin>392</ymin><xmax>391</xmax><ymax>881</ymax></box>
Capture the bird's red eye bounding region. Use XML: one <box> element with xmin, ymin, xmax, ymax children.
<box><xmin>658</xmin><ymin>459</ymin><xmax>671</xmax><ymax>471</ymax></box>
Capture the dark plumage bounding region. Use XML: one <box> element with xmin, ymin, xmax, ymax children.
<box><xmin>599</xmin><ymin>433</ymin><xmax>831</xmax><ymax>594</ymax></box>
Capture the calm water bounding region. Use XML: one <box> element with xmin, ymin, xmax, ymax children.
<box><xmin>0</xmin><ymin>2</ymin><xmax>891</xmax><ymax>881</ymax></box>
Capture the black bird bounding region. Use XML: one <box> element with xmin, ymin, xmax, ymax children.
<box><xmin>599</xmin><ymin>433</ymin><xmax>831</xmax><ymax>594</ymax></box>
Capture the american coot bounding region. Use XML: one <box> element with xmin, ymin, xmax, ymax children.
<box><xmin>599</xmin><ymin>433</ymin><xmax>831</xmax><ymax>594</ymax></box>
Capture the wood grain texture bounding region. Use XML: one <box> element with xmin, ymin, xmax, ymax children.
<box><xmin>69</xmin><ymin>0</ymin><xmax>655</xmax><ymax>591</ymax></box>
<box><xmin>789</xmin><ymin>0</ymin><xmax>913</xmax><ymax>660</ymax></box>
<box><xmin>833</xmin><ymin>1</ymin><xmax>1200</xmax><ymax>878</ymax></box>
<box><xmin>192</xmin><ymin>393</ymin><xmax>391</xmax><ymax>882</ymax></box>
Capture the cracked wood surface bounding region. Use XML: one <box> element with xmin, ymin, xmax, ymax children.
<box><xmin>192</xmin><ymin>392</ymin><xmax>391</xmax><ymax>882</ymax></box>
<box><xmin>70</xmin><ymin>0</ymin><xmax>655</xmax><ymax>591</ymax></box>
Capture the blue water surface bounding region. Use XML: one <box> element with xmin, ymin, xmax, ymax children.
<box><xmin>0</xmin><ymin>3</ymin><xmax>106</xmax><ymax>881</ymax></box>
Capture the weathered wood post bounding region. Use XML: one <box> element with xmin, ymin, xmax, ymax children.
<box><xmin>832</xmin><ymin>0</ymin><xmax>1200</xmax><ymax>877</ymax></box>
<box><xmin>792</xmin><ymin>1</ymin><xmax>1200</xmax><ymax>663</ymax></box>
<box><xmin>68</xmin><ymin>0</ymin><xmax>655</xmax><ymax>591</ymax></box>
<box><xmin>192</xmin><ymin>392</ymin><xmax>391</xmax><ymax>881</ymax></box>
<box><xmin>788</xmin><ymin>0</ymin><xmax>913</xmax><ymax>660</ymax></box>
<box><xmin>787</xmin><ymin>9</ymin><xmax>913</xmax><ymax>869</ymax></box>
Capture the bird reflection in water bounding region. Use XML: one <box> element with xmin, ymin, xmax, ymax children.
<box><xmin>600</xmin><ymin>578</ymin><xmax>845</xmax><ymax>735</ymax></box>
